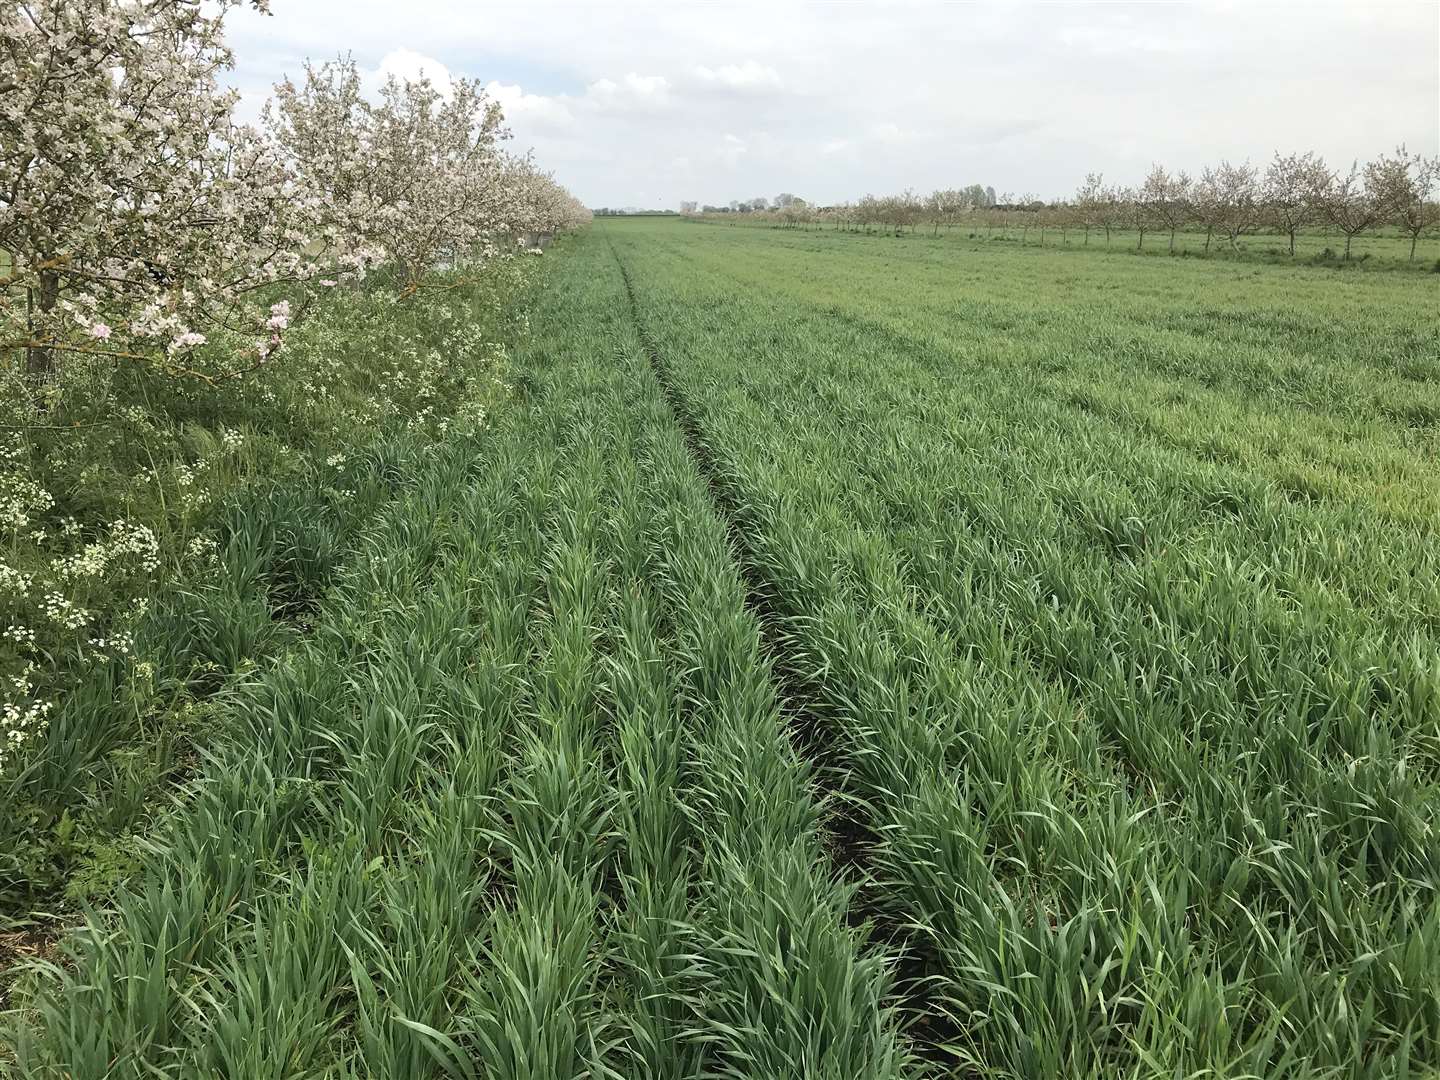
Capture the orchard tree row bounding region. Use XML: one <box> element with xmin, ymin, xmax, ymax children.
<box><xmin>687</xmin><ymin>149</ymin><xmax>1439</xmax><ymax>260</ymax></box>
<box><xmin>1</xmin><ymin>0</ymin><xmax>590</xmax><ymax>387</ymax></box>
<box><xmin>682</xmin><ymin>186</ymin><xmax>1000</xmax><ymax>218</ymax></box>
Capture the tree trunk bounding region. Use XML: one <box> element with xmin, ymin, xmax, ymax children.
<box><xmin>1204</xmin><ymin>227</ymin><xmax>1213</xmax><ymax>252</ymax></box>
<box><xmin>25</xmin><ymin>270</ymin><xmax>60</xmax><ymax>380</ymax></box>
<box><xmin>1288</xmin><ymin>230</ymin><xmax>1296</xmax><ymax>256</ymax></box>
<box><xmin>1137</xmin><ymin>228</ymin><xmax>1144</xmax><ymax>251</ymax></box>
<box><xmin>1169</xmin><ymin>228</ymin><xmax>1176</xmax><ymax>253</ymax></box>
<box><xmin>1344</xmin><ymin>233</ymin><xmax>1353</xmax><ymax>259</ymax></box>
<box><xmin>1410</xmin><ymin>233</ymin><xmax>1418</xmax><ymax>261</ymax></box>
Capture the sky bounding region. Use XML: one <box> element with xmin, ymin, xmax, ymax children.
<box><xmin>224</xmin><ymin>1</ymin><xmax>1440</xmax><ymax>210</ymax></box>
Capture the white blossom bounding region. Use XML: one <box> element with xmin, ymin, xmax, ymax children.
<box><xmin>0</xmin><ymin>0</ymin><xmax>369</xmax><ymax>384</ymax></box>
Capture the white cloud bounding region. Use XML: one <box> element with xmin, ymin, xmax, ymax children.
<box><xmin>871</xmin><ymin>122</ymin><xmax>923</xmax><ymax>145</ymax></box>
<box><xmin>717</xmin><ymin>132</ymin><xmax>749</xmax><ymax>168</ymax></box>
<box><xmin>623</xmin><ymin>73</ymin><xmax>669</xmax><ymax>97</ymax></box>
<box><xmin>366</xmin><ymin>48</ymin><xmax>453</xmax><ymax>99</ymax></box>
<box><xmin>486</xmin><ymin>81</ymin><xmax>576</xmax><ymax>133</ymax></box>
<box><xmin>582</xmin><ymin>72</ymin><xmax>673</xmax><ymax>114</ymax></box>
<box><xmin>222</xmin><ymin>0</ymin><xmax>1440</xmax><ymax>209</ymax></box>
<box><xmin>692</xmin><ymin>61</ymin><xmax>783</xmax><ymax>92</ymax></box>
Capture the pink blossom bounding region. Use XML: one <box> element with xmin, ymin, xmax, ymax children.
<box><xmin>169</xmin><ymin>331</ymin><xmax>207</xmax><ymax>352</ymax></box>
<box><xmin>89</xmin><ymin>323</ymin><xmax>112</xmax><ymax>340</ymax></box>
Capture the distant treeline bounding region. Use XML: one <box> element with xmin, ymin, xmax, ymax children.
<box><xmin>682</xmin><ymin>150</ymin><xmax>1439</xmax><ymax>260</ymax></box>
<box><xmin>683</xmin><ymin>185</ymin><xmax>998</xmax><ymax>217</ymax></box>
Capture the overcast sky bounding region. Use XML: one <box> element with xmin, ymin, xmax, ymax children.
<box><xmin>225</xmin><ymin>1</ymin><xmax>1439</xmax><ymax>210</ymax></box>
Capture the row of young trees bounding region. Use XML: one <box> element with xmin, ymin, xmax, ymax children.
<box><xmin>1068</xmin><ymin>153</ymin><xmax>1438</xmax><ymax>258</ymax></box>
<box><xmin>689</xmin><ymin>150</ymin><xmax>1439</xmax><ymax>260</ymax></box>
<box><xmin>686</xmin><ymin>184</ymin><xmax>999</xmax><ymax>221</ymax></box>
<box><xmin>1</xmin><ymin>0</ymin><xmax>589</xmax><ymax>386</ymax></box>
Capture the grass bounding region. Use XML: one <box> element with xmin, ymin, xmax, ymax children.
<box><xmin>607</xmin><ymin>217</ymin><xmax>1438</xmax><ymax>1077</ymax></box>
<box><xmin>4</xmin><ymin>216</ymin><xmax>1437</xmax><ymax>1077</ymax></box>
<box><xmin>0</xmin><ymin>264</ymin><xmax>525</xmax><ymax>980</ymax></box>
<box><xmin>691</xmin><ymin>215</ymin><xmax>1440</xmax><ymax>269</ymax></box>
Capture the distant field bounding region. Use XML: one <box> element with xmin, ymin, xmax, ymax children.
<box><xmin>692</xmin><ymin>214</ymin><xmax>1440</xmax><ymax>267</ymax></box>
<box><xmin>18</xmin><ymin>217</ymin><xmax>1438</xmax><ymax>1077</ymax></box>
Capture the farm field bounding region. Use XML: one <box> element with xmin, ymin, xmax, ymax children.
<box><xmin>692</xmin><ymin>216</ymin><xmax>1440</xmax><ymax>268</ymax></box>
<box><xmin>10</xmin><ymin>217</ymin><xmax>1440</xmax><ymax>1077</ymax></box>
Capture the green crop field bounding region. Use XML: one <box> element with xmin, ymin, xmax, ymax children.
<box><xmin>694</xmin><ymin>215</ymin><xmax>1440</xmax><ymax>268</ymax></box>
<box><xmin>9</xmin><ymin>217</ymin><xmax>1439</xmax><ymax>1078</ymax></box>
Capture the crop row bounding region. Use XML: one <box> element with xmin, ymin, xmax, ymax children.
<box><xmin>11</xmin><ymin>238</ymin><xmax>911</xmax><ymax>1077</ymax></box>
<box><xmin>609</xmin><ymin>222</ymin><xmax>1438</xmax><ymax>1078</ymax></box>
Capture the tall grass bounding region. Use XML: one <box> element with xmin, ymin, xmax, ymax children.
<box><xmin>10</xmin><ymin>213</ymin><xmax>1434</xmax><ymax>1078</ymax></box>
<box><xmin>1</xmin><ymin>263</ymin><xmax>526</xmax><ymax>922</ymax></box>
<box><xmin>5</xmin><ymin>234</ymin><xmax>914</xmax><ymax>1078</ymax></box>
<box><xmin>607</xmin><ymin>215</ymin><xmax>1438</xmax><ymax>1077</ymax></box>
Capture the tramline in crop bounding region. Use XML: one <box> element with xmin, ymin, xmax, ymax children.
<box><xmin>605</xmin><ymin>217</ymin><xmax>1439</xmax><ymax>1077</ymax></box>
<box><xmin>7</xmin><ymin>210</ymin><xmax>1436</xmax><ymax>1078</ymax></box>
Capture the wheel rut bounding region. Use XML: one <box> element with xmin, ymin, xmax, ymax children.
<box><xmin>607</xmin><ymin>240</ymin><xmax>964</xmax><ymax>1072</ymax></box>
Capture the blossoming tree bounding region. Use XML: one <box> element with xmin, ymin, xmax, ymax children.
<box><xmin>504</xmin><ymin>157</ymin><xmax>594</xmax><ymax>242</ymax></box>
<box><xmin>272</xmin><ymin>59</ymin><xmax>499</xmax><ymax>291</ymax></box>
<box><xmin>0</xmin><ymin>0</ymin><xmax>366</xmax><ymax>386</ymax></box>
<box><xmin>269</xmin><ymin>57</ymin><xmax>590</xmax><ymax>289</ymax></box>
<box><xmin>0</xmin><ymin>2</ymin><xmax>590</xmax><ymax>770</ymax></box>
